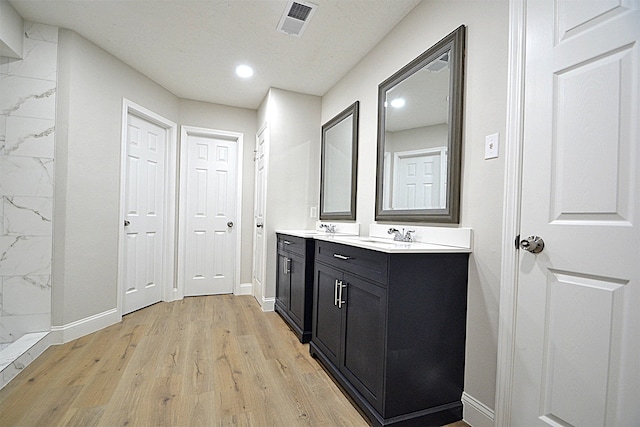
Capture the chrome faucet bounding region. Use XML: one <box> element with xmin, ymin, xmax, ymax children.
<box><xmin>387</xmin><ymin>227</ymin><xmax>415</xmax><ymax>242</ymax></box>
<box><xmin>319</xmin><ymin>223</ymin><xmax>337</xmax><ymax>233</ymax></box>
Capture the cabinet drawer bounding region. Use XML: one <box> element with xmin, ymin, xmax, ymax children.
<box><xmin>315</xmin><ymin>240</ymin><xmax>388</xmax><ymax>284</ymax></box>
<box><xmin>277</xmin><ymin>234</ymin><xmax>306</xmax><ymax>256</ymax></box>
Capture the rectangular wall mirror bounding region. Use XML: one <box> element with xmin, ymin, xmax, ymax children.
<box><xmin>375</xmin><ymin>26</ymin><xmax>466</xmax><ymax>223</ymax></box>
<box><xmin>320</xmin><ymin>101</ymin><xmax>359</xmax><ymax>221</ymax></box>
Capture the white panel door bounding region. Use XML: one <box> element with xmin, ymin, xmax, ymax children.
<box><xmin>123</xmin><ymin>114</ymin><xmax>166</xmax><ymax>314</ymax></box>
<box><xmin>511</xmin><ymin>1</ymin><xmax>639</xmax><ymax>425</ymax></box>
<box><xmin>252</xmin><ymin>126</ymin><xmax>267</xmax><ymax>302</ymax></box>
<box><xmin>393</xmin><ymin>149</ymin><xmax>445</xmax><ymax>209</ymax></box>
<box><xmin>183</xmin><ymin>132</ymin><xmax>237</xmax><ymax>296</ymax></box>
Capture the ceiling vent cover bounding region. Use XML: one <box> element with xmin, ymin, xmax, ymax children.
<box><xmin>277</xmin><ymin>1</ymin><xmax>318</xmax><ymax>37</ymax></box>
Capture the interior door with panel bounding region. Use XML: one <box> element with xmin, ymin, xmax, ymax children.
<box><xmin>393</xmin><ymin>149</ymin><xmax>445</xmax><ymax>209</ymax></box>
<box><xmin>511</xmin><ymin>1</ymin><xmax>640</xmax><ymax>425</ymax></box>
<box><xmin>252</xmin><ymin>126</ymin><xmax>267</xmax><ymax>302</ymax></box>
<box><xmin>123</xmin><ymin>113</ymin><xmax>166</xmax><ymax>314</ymax></box>
<box><xmin>182</xmin><ymin>129</ymin><xmax>237</xmax><ymax>296</ymax></box>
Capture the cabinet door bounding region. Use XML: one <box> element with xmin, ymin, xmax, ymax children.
<box><xmin>276</xmin><ymin>252</ymin><xmax>290</xmax><ymax>310</ymax></box>
<box><xmin>312</xmin><ymin>262</ymin><xmax>343</xmax><ymax>367</ymax></box>
<box><xmin>341</xmin><ymin>273</ymin><xmax>387</xmax><ymax>413</ymax></box>
<box><xmin>287</xmin><ymin>251</ymin><xmax>306</xmax><ymax>325</ymax></box>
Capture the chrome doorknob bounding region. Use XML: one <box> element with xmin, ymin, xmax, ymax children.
<box><xmin>520</xmin><ymin>236</ymin><xmax>544</xmax><ymax>254</ymax></box>
<box><xmin>227</xmin><ymin>221</ymin><xmax>234</xmax><ymax>228</ymax></box>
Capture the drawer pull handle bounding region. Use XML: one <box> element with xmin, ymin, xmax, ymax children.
<box><xmin>338</xmin><ymin>281</ymin><xmax>347</xmax><ymax>309</ymax></box>
<box><xmin>333</xmin><ymin>254</ymin><xmax>350</xmax><ymax>260</ymax></box>
<box><xmin>283</xmin><ymin>240</ymin><xmax>292</xmax><ymax>245</ymax></box>
<box><xmin>334</xmin><ymin>279</ymin><xmax>339</xmax><ymax>306</ymax></box>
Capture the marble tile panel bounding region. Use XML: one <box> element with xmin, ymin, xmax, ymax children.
<box><xmin>0</xmin><ymin>236</ymin><xmax>51</xmax><ymax>276</ymax></box>
<box><xmin>24</xmin><ymin>22</ymin><xmax>59</xmax><ymax>44</ymax></box>
<box><xmin>1</xmin><ymin>275</ymin><xmax>50</xmax><ymax>315</ymax></box>
<box><xmin>0</xmin><ymin>317</ymin><xmax>11</xmax><ymax>343</ymax></box>
<box><xmin>0</xmin><ymin>75</ymin><xmax>56</xmax><ymax>119</ymax></box>
<box><xmin>0</xmin><ymin>316</ymin><xmax>49</xmax><ymax>345</ymax></box>
<box><xmin>0</xmin><ymin>115</ymin><xmax>5</xmax><ymax>146</ymax></box>
<box><xmin>0</xmin><ymin>37</ymin><xmax>57</xmax><ymax>81</ymax></box>
<box><xmin>0</xmin><ymin>156</ymin><xmax>54</xmax><ymax>197</ymax></box>
<box><xmin>1</xmin><ymin>116</ymin><xmax>55</xmax><ymax>158</ymax></box>
<box><xmin>3</xmin><ymin>197</ymin><xmax>52</xmax><ymax>236</ymax></box>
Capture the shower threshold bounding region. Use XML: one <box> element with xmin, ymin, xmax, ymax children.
<box><xmin>0</xmin><ymin>332</ymin><xmax>50</xmax><ymax>389</ymax></box>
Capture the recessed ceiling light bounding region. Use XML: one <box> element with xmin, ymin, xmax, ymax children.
<box><xmin>390</xmin><ymin>98</ymin><xmax>405</xmax><ymax>108</ymax></box>
<box><xmin>236</xmin><ymin>65</ymin><xmax>254</xmax><ymax>78</ymax></box>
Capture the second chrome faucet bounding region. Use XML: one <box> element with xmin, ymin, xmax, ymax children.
<box><xmin>387</xmin><ymin>228</ymin><xmax>415</xmax><ymax>242</ymax></box>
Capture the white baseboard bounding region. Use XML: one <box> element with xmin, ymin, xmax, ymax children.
<box><xmin>51</xmin><ymin>308</ymin><xmax>120</xmax><ymax>344</ymax></box>
<box><xmin>462</xmin><ymin>392</ymin><xmax>495</xmax><ymax>427</ymax></box>
<box><xmin>237</xmin><ymin>282</ymin><xmax>253</xmax><ymax>296</ymax></box>
<box><xmin>261</xmin><ymin>296</ymin><xmax>275</xmax><ymax>312</ymax></box>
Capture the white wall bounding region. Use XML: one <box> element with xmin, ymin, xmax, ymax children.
<box><xmin>321</xmin><ymin>0</ymin><xmax>509</xmax><ymax>422</ymax></box>
<box><xmin>0</xmin><ymin>0</ymin><xmax>23</xmax><ymax>58</ymax></box>
<box><xmin>258</xmin><ymin>88</ymin><xmax>321</xmax><ymax>304</ymax></box>
<box><xmin>54</xmin><ymin>29</ymin><xmax>180</xmax><ymax>327</ymax></box>
<box><xmin>54</xmin><ymin>30</ymin><xmax>260</xmax><ymax>328</ymax></box>
<box><xmin>178</xmin><ymin>99</ymin><xmax>257</xmax><ymax>285</ymax></box>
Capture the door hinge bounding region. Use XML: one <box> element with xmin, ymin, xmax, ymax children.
<box><xmin>515</xmin><ymin>234</ymin><xmax>520</xmax><ymax>250</ymax></box>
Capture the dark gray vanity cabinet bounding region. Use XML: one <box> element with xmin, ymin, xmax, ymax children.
<box><xmin>310</xmin><ymin>239</ymin><xmax>469</xmax><ymax>427</ymax></box>
<box><xmin>275</xmin><ymin>233</ymin><xmax>315</xmax><ymax>343</ymax></box>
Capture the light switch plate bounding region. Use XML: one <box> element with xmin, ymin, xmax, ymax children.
<box><xmin>310</xmin><ymin>206</ymin><xmax>317</xmax><ymax>218</ymax></box>
<box><xmin>485</xmin><ymin>133</ymin><xmax>499</xmax><ymax>159</ymax></box>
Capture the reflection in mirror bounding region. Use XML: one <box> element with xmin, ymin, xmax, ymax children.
<box><xmin>320</xmin><ymin>101</ymin><xmax>359</xmax><ymax>220</ymax></box>
<box><xmin>376</xmin><ymin>25</ymin><xmax>465</xmax><ymax>223</ymax></box>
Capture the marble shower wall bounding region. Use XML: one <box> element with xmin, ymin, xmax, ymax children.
<box><xmin>0</xmin><ymin>23</ymin><xmax>57</xmax><ymax>344</ymax></box>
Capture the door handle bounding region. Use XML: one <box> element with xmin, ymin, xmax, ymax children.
<box><xmin>124</xmin><ymin>220</ymin><xmax>131</xmax><ymax>227</ymax></box>
<box><xmin>227</xmin><ymin>221</ymin><xmax>234</xmax><ymax>228</ymax></box>
<box><xmin>334</xmin><ymin>279</ymin><xmax>339</xmax><ymax>306</ymax></box>
<box><xmin>520</xmin><ymin>235</ymin><xmax>545</xmax><ymax>254</ymax></box>
<box><xmin>256</xmin><ymin>223</ymin><xmax>264</xmax><ymax>228</ymax></box>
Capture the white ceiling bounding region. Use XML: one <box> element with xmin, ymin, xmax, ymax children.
<box><xmin>9</xmin><ymin>0</ymin><xmax>422</xmax><ymax>109</ymax></box>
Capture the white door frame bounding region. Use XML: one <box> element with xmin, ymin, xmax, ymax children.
<box><xmin>117</xmin><ymin>99</ymin><xmax>179</xmax><ymax>317</ymax></box>
<box><xmin>177</xmin><ymin>125</ymin><xmax>244</xmax><ymax>298</ymax></box>
<box><xmin>495</xmin><ymin>0</ymin><xmax>528</xmax><ymax>425</ymax></box>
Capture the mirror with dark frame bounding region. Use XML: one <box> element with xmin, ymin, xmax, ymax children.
<box><xmin>375</xmin><ymin>25</ymin><xmax>465</xmax><ymax>223</ymax></box>
<box><xmin>320</xmin><ymin>101</ymin><xmax>359</xmax><ymax>221</ymax></box>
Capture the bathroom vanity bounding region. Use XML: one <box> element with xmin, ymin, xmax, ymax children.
<box><xmin>275</xmin><ymin>232</ymin><xmax>316</xmax><ymax>343</ymax></box>
<box><xmin>309</xmin><ymin>232</ymin><xmax>471</xmax><ymax>426</ymax></box>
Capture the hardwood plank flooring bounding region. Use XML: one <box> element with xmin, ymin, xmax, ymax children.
<box><xmin>0</xmin><ymin>295</ymin><xmax>469</xmax><ymax>427</ymax></box>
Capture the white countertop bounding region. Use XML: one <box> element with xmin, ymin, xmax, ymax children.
<box><xmin>275</xmin><ymin>229</ymin><xmax>353</xmax><ymax>238</ymax></box>
<box><xmin>276</xmin><ymin>229</ymin><xmax>472</xmax><ymax>254</ymax></box>
<box><xmin>313</xmin><ymin>234</ymin><xmax>472</xmax><ymax>254</ymax></box>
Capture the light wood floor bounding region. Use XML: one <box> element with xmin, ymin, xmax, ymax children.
<box><xmin>0</xmin><ymin>295</ymin><xmax>469</xmax><ymax>427</ymax></box>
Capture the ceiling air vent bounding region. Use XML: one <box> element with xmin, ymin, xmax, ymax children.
<box><xmin>277</xmin><ymin>1</ymin><xmax>318</xmax><ymax>37</ymax></box>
